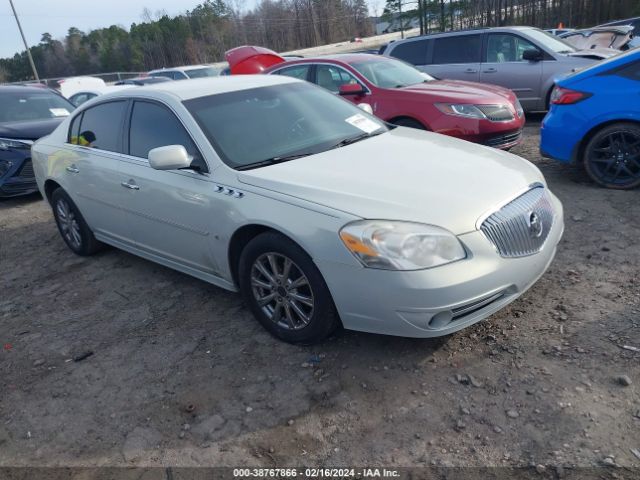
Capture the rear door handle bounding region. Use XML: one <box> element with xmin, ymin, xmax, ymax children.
<box><xmin>464</xmin><ymin>68</ymin><xmax>478</xmax><ymax>73</ymax></box>
<box><xmin>65</xmin><ymin>164</ymin><xmax>79</xmax><ymax>173</ymax></box>
<box><xmin>483</xmin><ymin>68</ymin><xmax>497</xmax><ymax>73</ymax></box>
<box><xmin>121</xmin><ymin>180</ymin><xmax>140</xmax><ymax>190</ymax></box>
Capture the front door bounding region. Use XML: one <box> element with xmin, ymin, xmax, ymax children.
<box><xmin>481</xmin><ymin>33</ymin><xmax>543</xmax><ymax>110</ymax></box>
<box><xmin>64</xmin><ymin>100</ymin><xmax>132</xmax><ymax>245</ymax></box>
<box><xmin>119</xmin><ymin>100</ymin><xmax>219</xmax><ymax>274</ymax></box>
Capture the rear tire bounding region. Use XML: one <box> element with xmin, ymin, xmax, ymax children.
<box><xmin>583</xmin><ymin>123</ymin><xmax>640</xmax><ymax>190</ymax></box>
<box><xmin>392</xmin><ymin>118</ymin><xmax>425</xmax><ymax>130</ymax></box>
<box><xmin>238</xmin><ymin>232</ymin><xmax>339</xmax><ymax>344</ymax></box>
<box><xmin>51</xmin><ymin>188</ymin><xmax>102</xmax><ymax>255</ymax></box>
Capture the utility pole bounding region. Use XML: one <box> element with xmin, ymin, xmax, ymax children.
<box><xmin>8</xmin><ymin>0</ymin><xmax>40</xmax><ymax>81</ymax></box>
<box><xmin>399</xmin><ymin>0</ymin><xmax>404</xmax><ymax>39</ymax></box>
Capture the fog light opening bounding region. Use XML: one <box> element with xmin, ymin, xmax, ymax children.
<box><xmin>429</xmin><ymin>311</ymin><xmax>453</xmax><ymax>329</ymax></box>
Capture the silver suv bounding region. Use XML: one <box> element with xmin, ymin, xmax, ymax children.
<box><xmin>383</xmin><ymin>27</ymin><xmax>612</xmax><ymax>111</ymax></box>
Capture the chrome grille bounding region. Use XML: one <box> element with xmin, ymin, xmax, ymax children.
<box><xmin>483</xmin><ymin>130</ymin><xmax>522</xmax><ymax>148</ymax></box>
<box><xmin>480</xmin><ymin>187</ymin><xmax>555</xmax><ymax>258</ymax></box>
<box><xmin>477</xmin><ymin>105</ymin><xmax>515</xmax><ymax>122</ymax></box>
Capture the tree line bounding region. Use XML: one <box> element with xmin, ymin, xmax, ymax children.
<box><xmin>2</xmin><ymin>0</ymin><xmax>639</xmax><ymax>82</ymax></box>
<box><xmin>0</xmin><ymin>0</ymin><xmax>371</xmax><ymax>82</ymax></box>
<box><xmin>384</xmin><ymin>0</ymin><xmax>640</xmax><ymax>35</ymax></box>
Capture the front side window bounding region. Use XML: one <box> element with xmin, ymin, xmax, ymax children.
<box><xmin>273</xmin><ymin>65</ymin><xmax>311</xmax><ymax>81</ymax></box>
<box><xmin>314</xmin><ymin>65</ymin><xmax>361</xmax><ymax>93</ymax></box>
<box><xmin>523</xmin><ymin>28</ymin><xmax>576</xmax><ymax>53</ymax></box>
<box><xmin>128</xmin><ymin>101</ymin><xmax>206</xmax><ymax>171</ymax></box>
<box><xmin>487</xmin><ymin>34</ymin><xmax>538</xmax><ymax>62</ymax></box>
<box><xmin>72</xmin><ymin>101</ymin><xmax>127</xmax><ymax>152</ymax></box>
<box><xmin>185</xmin><ymin>67</ymin><xmax>219</xmax><ymax>79</ymax></box>
<box><xmin>184</xmin><ymin>82</ymin><xmax>387</xmax><ymax>170</ymax></box>
<box><xmin>351</xmin><ymin>58</ymin><xmax>434</xmax><ymax>88</ymax></box>
<box><xmin>432</xmin><ymin>35</ymin><xmax>482</xmax><ymax>64</ymax></box>
<box><xmin>0</xmin><ymin>90</ymin><xmax>73</xmax><ymax>123</ymax></box>
<box><xmin>390</xmin><ymin>40</ymin><xmax>428</xmax><ymax>65</ymax></box>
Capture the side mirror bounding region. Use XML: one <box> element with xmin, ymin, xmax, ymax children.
<box><xmin>148</xmin><ymin>145</ymin><xmax>192</xmax><ymax>170</ymax></box>
<box><xmin>339</xmin><ymin>83</ymin><xmax>366</xmax><ymax>96</ymax></box>
<box><xmin>357</xmin><ymin>103</ymin><xmax>373</xmax><ymax>115</ymax></box>
<box><xmin>522</xmin><ymin>49</ymin><xmax>543</xmax><ymax>61</ymax></box>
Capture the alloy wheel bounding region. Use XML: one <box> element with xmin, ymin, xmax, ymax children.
<box><xmin>250</xmin><ymin>252</ymin><xmax>315</xmax><ymax>330</ymax></box>
<box><xmin>55</xmin><ymin>198</ymin><xmax>82</xmax><ymax>250</ymax></box>
<box><xmin>588</xmin><ymin>130</ymin><xmax>640</xmax><ymax>187</ymax></box>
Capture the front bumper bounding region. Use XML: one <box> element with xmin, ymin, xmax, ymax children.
<box><xmin>317</xmin><ymin>192</ymin><xmax>564</xmax><ymax>338</ymax></box>
<box><xmin>0</xmin><ymin>155</ymin><xmax>37</xmax><ymax>198</ymax></box>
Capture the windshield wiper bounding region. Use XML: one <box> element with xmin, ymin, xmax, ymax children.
<box><xmin>235</xmin><ymin>153</ymin><xmax>313</xmax><ymax>171</ymax></box>
<box><xmin>330</xmin><ymin>131</ymin><xmax>384</xmax><ymax>150</ymax></box>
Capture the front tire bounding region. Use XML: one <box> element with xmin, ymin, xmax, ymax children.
<box><xmin>51</xmin><ymin>188</ymin><xmax>102</xmax><ymax>255</ymax></box>
<box><xmin>584</xmin><ymin>123</ymin><xmax>640</xmax><ymax>190</ymax></box>
<box><xmin>238</xmin><ymin>232</ymin><xmax>339</xmax><ymax>344</ymax></box>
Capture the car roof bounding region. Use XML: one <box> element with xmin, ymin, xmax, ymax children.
<box><xmin>390</xmin><ymin>26</ymin><xmax>537</xmax><ymax>43</ymax></box>
<box><xmin>103</xmin><ymin>74</ymin><xmax>300</xmax><ymax>101</ymax></box>
<box><xmin>0</xmin><ymin>85</ymin><xmax>58</xmax><ymax>94</ymax></box>
<box><xmin>149</xmin><ymin>64</ymin><xmax>218</xmax><ymax>73</ymax></box>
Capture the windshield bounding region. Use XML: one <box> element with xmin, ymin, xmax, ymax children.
<box><xmin>0</xmin><ymin>90</ymin><xmax>73</xmax><ymax>123</ymax></box>
<box><xmin>526</xmin><ymin>28</ymin><xmax>577</xmax><ymax>53</ymax></box>
<box><xmin>350</xmin><ymin>57</ymin><xmax>434</xmax><ymax>88</ymax></box>
<box><xmin>184</xmin><ymin>82</ymin><xmax>387</xmax><ymax>169</ymax></box>
<box><xmin>186</xmin><ymin>67</ymin><xmax>220</xmax><ymax>78</ymax></box>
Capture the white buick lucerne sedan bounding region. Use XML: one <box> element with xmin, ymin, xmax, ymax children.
<box><xmin>32</xmin><ymin>75</ymin><xmax>564</xmax><ymax>344</ymax></box>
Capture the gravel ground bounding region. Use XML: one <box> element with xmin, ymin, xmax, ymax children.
<box><xmin>1</xmin><ymin>117</ymin><xmax>639</xmax><ymax>474</ymax></box>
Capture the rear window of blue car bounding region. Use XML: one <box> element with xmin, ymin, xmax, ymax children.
<box><xmin>613</xmin><ymin>60</ymin><xmax>640</xmax><ymax>81</ymax></box>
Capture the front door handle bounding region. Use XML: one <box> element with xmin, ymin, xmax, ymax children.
<box><xmin>464</xmin><ymin>68</ymin><xmax>478</xmax><ymax>73</ymax></box>
<box><xmin>120</xmin><ymin>180</ymin><xmax>140</xmax><ymax>190</ymax></box>
<box><xmin>483</xmin><ymin>68</ymin><xmax>497</xmax><ymax>73</ymax></box>
<box><xmin>66</xmin><ymin>164</ymin><xmax>79</xmax><ymax>173</ymax></box>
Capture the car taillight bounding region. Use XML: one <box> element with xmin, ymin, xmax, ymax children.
<box><xmin>550</xmin><ymin>87</ymin><xmax>591</xmax><ymax>105</ymax></box>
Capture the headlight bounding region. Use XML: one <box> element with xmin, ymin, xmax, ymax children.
<box><xmin>435</xmin><ymin>103</ymin><xmax>486</xmax><ymax>119</ymax></box>
<box><xmin>339</xmin><ymin>220</ymin><xmax>466</xmax><ymax>270</ymax></box>
<box><xmin>0</xmin><ymin>138</ymin><xmax>32</xmax><ymax>151</ymax></box>
<box><xmin>514</xmin><ymin>98</ymin><xmax>524</xmax><ymax>118</ymax></box>
<box><xmin>0</xmin><ymin>160</ymin><xmax>14</xmax><ymax>177</ymax></box>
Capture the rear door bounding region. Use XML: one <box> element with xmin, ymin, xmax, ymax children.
<box><xmin>387</xmin><ymin>38</ymin><xmax>429</xmax><ymax>70</ymax></box>
<box><xmin>480</xmin><ymin>33</ymin><xmax>543</xmax><ymax>109</ymax></box>
<box><xmin>119</xmin><ymin>99</ymin><xmax>220</xmax><ymax>274</ymax></box>
<box><xmin>427</xmin><ymin>33</ymin><xmax>482</xmax><ymax>81</ymax></box>
<box><xmin>64</xmin><ymin>100</ymin><xmax>132</xmax><ymax>245</ymax></box>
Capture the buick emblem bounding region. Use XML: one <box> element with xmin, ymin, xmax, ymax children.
<box><xmin>528</xmin><ymin>211</ymin><xmax>543</xmax><ymax>238</ymax></box>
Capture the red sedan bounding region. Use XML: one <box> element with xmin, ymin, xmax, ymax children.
<box><xmin>226</xmin><ymin>47</ymin><xmax>525</xmax><ymax>150</ymax></box>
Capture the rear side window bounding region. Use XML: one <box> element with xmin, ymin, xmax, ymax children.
<box><xmin>389</xmin><ymin>40</ymin><xmax>428</xmax><ymax>65</ymax></box>
<box><xmin>432</xmin><ymin>35</ymin><xmax>482</xmax><ymax>64</ymax></box>
<box><xmin>73</xmin><ymin>101</ymin><xmax>127</xmax><ymax>152</ymax></box>
<box><xmin>273</xmin><ymin>65</ymin><xmax>311</xmax><ymax>81</ymax></box>
<box><xmin>128</xmin><ymin>101</ymin><xmax>206</xmax><ymax>171</ymax></box>
<box><xmin>613</xmin><ymin>60</ymin><xmax>640</xmax><ymax>81</ymax></box>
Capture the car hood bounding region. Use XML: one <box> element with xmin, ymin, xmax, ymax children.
<box><xmin>398</xmin><ymin>79</ymin><xmax>516</xmax><ymax>103</ymax></box>
<box><xmin>237</xmin><ymin>128</ymin><xmax>544</xmax><ymax>234</ymax></box>
<box><xmin>565</xmin><ymin>48</ymin><xmax>619</xmax><ymax>59</ymax></box>
<box><xmin>0</xmin><ymin>118</ymin><xmax>65</xmax><ymax>141</ymax></box>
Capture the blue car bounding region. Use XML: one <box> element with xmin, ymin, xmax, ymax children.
<box><xmin>541</xmin><ymin>49</ymin><xmax>640</xmax><ymax>189</ymax></box>
<box><xmin>0</xmin><ymin>86</ymin><xmax>74</xmax><ymax>197</ymax></box>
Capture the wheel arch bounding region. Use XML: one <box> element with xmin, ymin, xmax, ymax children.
<box><xmin>388</xmin><ymin>115</ymin><xmax>430</xmax><ymax>130</ymax></box>
<box><xmin>574</xmin><ymin>119</ymin><xmax>640</xmax><ymax>164</ymax></box>
<box><xmin>228</xmin><ymin>223</ymin><xmax>305</xmax><ymax>288</ymax></box>
<box><xmin>43</xmin><ymin>179</ymin><xmax>63</xmax><ymax>204</ymax></box>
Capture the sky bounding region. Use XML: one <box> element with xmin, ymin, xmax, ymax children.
<box><xmin>0</xmin><ymin>0</ymin><xmax>261</xmax><ymax>58</ymax></box>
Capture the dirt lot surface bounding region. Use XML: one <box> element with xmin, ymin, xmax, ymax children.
<box><xmin>1</xmin><ymin>117</ymin><xmax>639</xmax><ymax>474</ymax></box>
